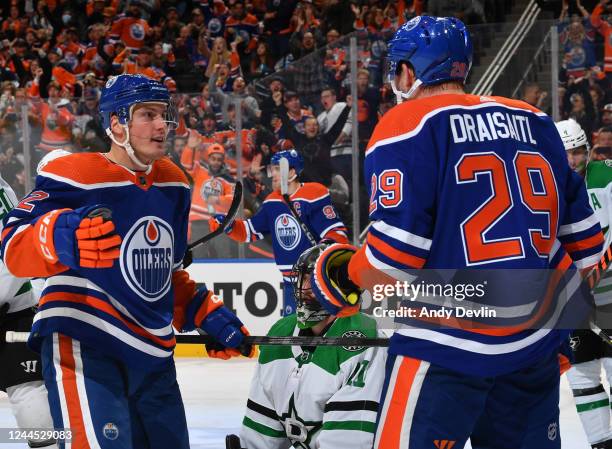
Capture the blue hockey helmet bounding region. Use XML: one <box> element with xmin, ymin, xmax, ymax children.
<box><xmin>271</xmin><ymin>149</ymin><xmax>304</xmax><ymax>175</ymax></box>
<box><xmin>385</xmin><ymin>16</ymin><xmax>473</xmax><ymax>100</ymax></box>
<box><xmin>99</xmin><ymin>74</ymin><xmax>177</xmax><ymax>170</ymax></box>
<box><xmin>99</xmin><ymin>74</ymin><xmax>176</xmax><ymax>131</ymax></box>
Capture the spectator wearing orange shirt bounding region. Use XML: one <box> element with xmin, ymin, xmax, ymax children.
<box><xmin>108</xmin><ymin>1</ymin><xmax>151</xmax><ymax>52</ymax></box>
<box><xmin>591</xmin><ymin>0</ymin><xmax>612</xmax><ymax>75</ymax></box>
<box><xmin>31</xmin><ymin>81</ymin><xmax>75</xmax><ymax>154</ymax></box>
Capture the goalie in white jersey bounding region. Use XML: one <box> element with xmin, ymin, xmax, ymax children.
<box><xmin>0</xmin><ymin>173</ymin><xmax>57</xmax><ymax>448</ymax></box>
<box><xmin>239</xmin><ymin>243</ymin><xmax>386</xmax><ymax>449</ymax></box>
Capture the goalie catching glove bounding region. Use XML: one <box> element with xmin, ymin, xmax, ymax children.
<box><xmin>312</xmin><ymin>243</ymin><xmax>362</xmax><ymax>316</ymax></box>
<box><xmin>34</xmin><ymin>205</ymin><xmax>121</xmax><ymax>270</ymax></box>
<box><xmin>173</xmin><ymin>270</ymin><xmax>255</xmax><ymax>359</ymax></box>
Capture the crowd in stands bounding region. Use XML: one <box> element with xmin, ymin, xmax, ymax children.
<box><xmin>0</xmin><ymin>0</ymin><xmax>609</xmax><ymax>257</ymax></box>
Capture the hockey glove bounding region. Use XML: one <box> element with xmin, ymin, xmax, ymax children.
<box><xmin>34</xmin><ymin>205</ymin><xmax>121</xmax><ymax>270</ymax></box>
<box><xmin>208</xmin><ymin>214</ymin><xmax>234</xmax><ymax>234</ymax></box>
<box><xmin>201</xmin><ymin>306</ymin><xmax>255</xmax><ymax>359</ymax></box>
<box><xmin>208</xmin><ymin>214</ymin><xmax>249</xmax><ymax>242</ymax></box>
<box><xmin>312</xmin><ymin>243</ymin><xmax>362</xmax><ymax>317</ymax></box>
<box><xmin>172</xmin><ymin>275</ymin><xmax>255</xmax><ymax>359</ymax></box>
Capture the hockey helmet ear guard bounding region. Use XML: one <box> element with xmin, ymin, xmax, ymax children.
<box><xmin>293</xmin><ymin>243</ymin><xmax>333</xmax><ymax>329</ymax></box>
<box><xmin>385</xmin><ymin>16</ymin><xmax>473</xmax><ymax>101</ymax></box>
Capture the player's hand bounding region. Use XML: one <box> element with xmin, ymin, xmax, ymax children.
<box><xmin>208</xmin><ymin>214</ymin><xmax>234</xmax><ymax>234</ymax></box>
<box><xmin>35</xmin><ymin>205</ymin><xmax>121</xmax><ymax>270</ymax></box>
<box><xmin>200</xmin><ymin>307</ymin><xmax>255</xmax><ymax>359</ymax></box>
<box><xmin>312</xmin><ymin>243</ymin><xmax>362</xmax><ymax>316</ymax></box>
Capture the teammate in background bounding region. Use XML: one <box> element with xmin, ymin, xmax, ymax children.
<box><xmin>0</xmin><ymin>173</ymin><xmax>57</xmax><ymax>449</ymax></box>
<box><xmin>0</xmin><ymin>74</ymin><xmax>254</xmax><ymax>449</ymax></box>
<box><xmin>310</xmin><ymin>16</ymin><xmax>605</xmax><ymax>449</ymax></box>
<box><xmin>209</xmin><ymin>149</ymin><xmax>349</xmax><ymax>315</ymax></box>
<box><xmin>239</xmin><ymin>243</ymin><xmax>386</xmax><ymax>449</ymax></box>
<box><xmin>556</xmin><ymin>118</ymin><xmax>612</xmax><ymax>449</ymax></box>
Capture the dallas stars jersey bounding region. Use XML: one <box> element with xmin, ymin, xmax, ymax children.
<box><xmin>1</xmin><ymin>153</ymin><xmax>191</xmax><ymax>368</ymax></box>
<box><xmin>240</xmin><ymin>314</ymin><xmax>386</xmax><ymax>449</ymax></box>
<box><xmin>587</xmin><ymin>159</ymin><xmax>612</xmax><ymax>305</ymax></box>
<box><xmin>0</xmin><ymin>175</ymin><xmax>36</xmax><ymax>313</ymax></box>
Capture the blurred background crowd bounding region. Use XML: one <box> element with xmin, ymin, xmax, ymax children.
<box><xmin>0</xmin><ymin>0</ymin><xmax>610</xmax><ymax>258</ymax></box>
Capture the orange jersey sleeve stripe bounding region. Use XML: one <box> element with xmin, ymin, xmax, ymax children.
<box><xmin>41</xmin><ymin>292</ymin><xmax>176</xmax><ymax>348</ymax></box>
<box><xmin>563</xmin><ymin>231</ymin><xmax>605</xmax><ymax>253</ymax></box>
<box><xmin>366</xmin><ymin>233</ymin><xmax>426</xmax><ymax>269</ymax></box>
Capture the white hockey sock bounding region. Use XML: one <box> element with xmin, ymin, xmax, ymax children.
<box><xmin>568</xmin><ymin>361</ymin><xmax>612</xmax><ymax>445</ymax></box>
<box><xmin>6</xmin><ymin>381</ymin><xmax>58</xmax><ymax>448</ymax></box>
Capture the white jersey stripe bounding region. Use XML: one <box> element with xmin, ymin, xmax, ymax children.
<box><xmin>36</xmin><ymin>308</ymin><xmax>174</xmax><ymax>358</ymax></box>
<box><xmin>52</xmin><ymin>333</ymin><xmax>71</xmax><ymax>449</ymax></box>
<box><xmin>45</xmin><ymin>276</ymin><xmax>174</xmax><ymax>336</ymax></box>
<box><xmin>558</xmin><ymin>213</ymin><xmax>600</xmax><ymax>237</ymax></box>
<box><xmin>372</xmin><ymin>221</ymin><xmax>432</xmax><ymax>251</ymax></box>
<box><xmin>399</xmin><ymin>359</ymin><xmax>429</xmax><ymax>449</ymax></box>
<box><xmin>39</xmin><ymin>171</ymin><xmax>133</xmax><ymax>190</ymax></box>
<box><xmin>72</xmin><ymin>339</ymin><xmax>102</xmax><ymax>449</ymax></box>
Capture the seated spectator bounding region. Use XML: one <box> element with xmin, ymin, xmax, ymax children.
<box><xmin>249</xmin><ymin>41</ymin><xmax>275</xmax><ymax>81</ymax></box>
<box><xmin>601</xmin><ymin>103</ymin><xmax>612</xmax><ymax>126</ymax></box>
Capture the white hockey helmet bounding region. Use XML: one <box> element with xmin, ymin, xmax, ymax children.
<box><xmin>555</xmin><ymin>119</ymin><xmax>590</xmax><ymax>151</ymax></box>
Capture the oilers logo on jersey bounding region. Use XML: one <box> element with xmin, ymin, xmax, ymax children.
<box><xmin>130</xmin><ymin>23</ymin><xmax>145</xmax><ymax>41</ymax></box>
<box><xmin>200</xmin><ymin>178</ymin><xmax>224</xmax><ymax>200</ymax></box>
<box><xmin>121</xmin><ymin>216</ymin><xmax>174</xmax><ymax>302</ymax></box>
<box><xmin>275</xmin><ymin>214</ymin><xmax>301</xmax><ymax>250</ymax></box>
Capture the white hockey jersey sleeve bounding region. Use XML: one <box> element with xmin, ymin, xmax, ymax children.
<box><xmin>317</xmin><ymin>338</ymin><xmax>387</xmax><ymax>448</ymax></box>
<box><xmin>240</xmin><ymin>361</ymin><xmax>290</xmax><ymax>449</ymax></box>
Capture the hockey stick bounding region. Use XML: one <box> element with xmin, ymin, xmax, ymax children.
<box><xmin>279</xmin><ymin>157</ymin><xmax>318</xmax><ymax>246</ymax></box>
<box><xmin>5</xmin><ymin>331</ymin><xmax>389</xmax><ymax>347</ymax></box>
<box><xmin>182</xmin><ymin>181</ymin><xmax>243</xmax><ymax>268</ymax></box>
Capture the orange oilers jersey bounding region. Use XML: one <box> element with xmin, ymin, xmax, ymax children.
<box><xmin>591</xmin><ymin>4</ymin><xmax>612</xmax><ymax>72</ymax></box>
<box><xmin>348</xmin><ymin>93</ymin><xmax>604</xmax><ymax>376</ymax></box>
<box><xmin>189</xmin><ymin>163</ymin><xmax>235</xmax><ymax>220</ymax></box>
<box><xmin>1</xmin><ymin>153</ymin><xmax>193</xmax><ymax>369</ymax></box>
<box><xmin>109</xmin><ymin>14</ymin><xmax>150</xmax><ymax>50</ymax></box>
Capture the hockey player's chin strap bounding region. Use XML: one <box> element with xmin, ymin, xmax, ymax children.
<box><xmin>105</xmin><ymin>126</ymin><xmax>151</xmax><ymax>171</ymax></box>
<box><xmin>392</xmin><ymin>79</ymin><xmax>422</xmax><ymax>104</ymax></box>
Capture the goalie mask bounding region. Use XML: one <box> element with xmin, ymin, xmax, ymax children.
<box><xmin>293</xmin><ymin>243</ymin><xmax>333</xmax><ymax>329</ymax></box>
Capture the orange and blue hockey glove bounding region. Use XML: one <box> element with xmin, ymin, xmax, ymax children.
<box><xmin>312</xmin><ymin>243</ymin><xmax>362</xmax><ymax>317</ymax></box>
<box><xmin>34</xmin><ymin>205</ymin><xmax>121</xmax><ymax>270</ymax></box>
<box><xmin>208</xmin><ymin>214</ymin><xmax>247</xmax><ymax>242</ymax></box>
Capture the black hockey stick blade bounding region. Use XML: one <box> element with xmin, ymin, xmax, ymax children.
<box><xmin>182</xmin><ymin>181</ymin><xmax>243</xmax><ymax>268</ymax></box>
<box><xmin>225</xmin><ymin>434</ymin><xmax>242</xmax><ymax>449</ymax></box>
<box><xmin>188</xmin><ymin>181</ymin><xmax>243</xmax><ymax>251</ymax></box>
<box><xmin>176</xmin><ymin>333</ymin><xmax>389</xmax><ymax>347</ymax></box>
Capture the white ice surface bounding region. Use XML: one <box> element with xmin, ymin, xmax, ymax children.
<box><xmin>0</xmin><ymin>358</ymin><xmax>593</xmax><ymax>448</ymax></box>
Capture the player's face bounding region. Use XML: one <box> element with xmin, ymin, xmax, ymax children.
<box><xmin>298</xmin><ymin>273</ymin><xmax>317</xmax><ymax>302</ymax></box>
<box><xmin>269</xmin><ymin>165</ymin><xmax>296</xmax><ymax>191</ymax></box>
<box><xmin>567</xmin><ymin>147</ymin><xmax>588</xmax><ymax>173</ymax></box>
<box><xmin>129</xmin><ymin>103</ymin><xmax>169</xmax><ymax>162</ymax></box>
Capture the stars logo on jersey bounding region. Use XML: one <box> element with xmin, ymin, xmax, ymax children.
<box><xmin>120</xmin><ymin>216</ymin><xmax>174</xmax><ymax>302</ymax></box>
<box><xmin>275</xmin><ymin>214</ymin><xmax>301</xmax><ymax>251</ymax></box>
<box><xmin>341</xmin><ymin>330</ymin><xmax>366</xmax><ymax>352</ymax></box>
<box><xmin>279</xmin><ymin>395</ymin><xmax>322</xmax><ymax>448</ymax></box>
